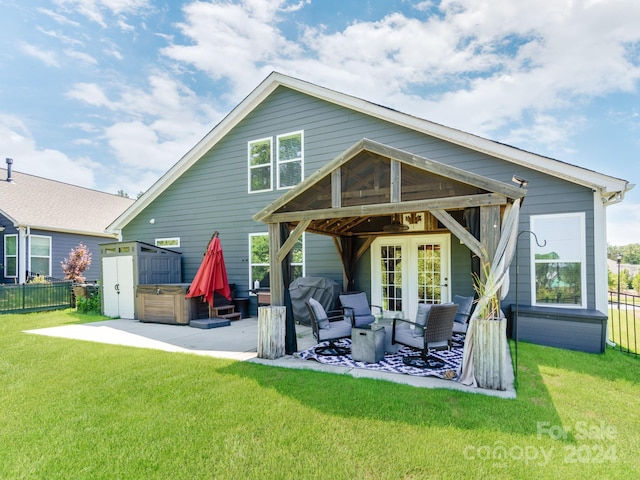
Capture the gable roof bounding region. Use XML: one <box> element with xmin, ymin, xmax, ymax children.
<box><xmin>254</xmin><ymin>138</ymin><xmax>525</xmax><ymax>235</ymax></box>
<box><xmin>107</xmin><ymin>71</ymin><xmax>631</xmax><ymax>232</ymax></box>
<box><xmin>0</xmin><ymin>168</ymin><xmax>134</xmax><ymax>237</ymax></box>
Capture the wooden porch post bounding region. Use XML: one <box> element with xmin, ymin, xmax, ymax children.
<box><xmin>268</xmin><ymin>223</ymin><xmax>283</xmax><ymax>306</ymax></box>
<box><xmin>256</xmin><ymin>222</ymin><xmax>286</xmax><ymax>359</ymax></box>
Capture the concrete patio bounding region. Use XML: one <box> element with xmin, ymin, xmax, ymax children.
<box><xmin>26</xmin><ymin>317</ymin><xmax>516</xmax><ymax>398</ymax></box>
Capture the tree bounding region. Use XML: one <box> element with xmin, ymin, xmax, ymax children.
<box><xmin>607</xmin><ymin>243</ymin><xmax>640</xmax><ymax>264</ymax></box>
<box><xmin>61</xmin><ymin>243</ymin><xmax>92</xmax><ymax>283</ymax></box>
<box><xmin>632</xmin><ymin>272</ymin><xmax>640</xmax><ymax>294</ymax></box>
<box><xmin>116</xmin><ymin>190</ymin><xmax>130</xmax><ymax>198</ymax></box>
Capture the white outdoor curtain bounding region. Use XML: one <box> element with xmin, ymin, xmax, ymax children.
<box><xmin>459</xmin><ymin>199</ymin><xmax>521</xmax><ymax>387</ymax></box>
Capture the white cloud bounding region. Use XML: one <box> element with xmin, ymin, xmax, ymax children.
<box><xmin>52</xmin><ymin>0</ymin><xmax>151</xmax><ymax>28</ymax></box>
<box><xmin>66</xmin><ymin>73</ymin><xmax>222</xmax><ymax>193</ymax></box>
<box><xmin>66</xmin><ymin>83</ymin><xmax>114</xmax><ymax>108</ymax></box>
<box><xmin>161</xmin><ymin>0</ymin><xmax>640</xmax><ymax>151</ymax></box>
<box><xmin>65</xmin><ymin>49</ymin><xmax>98</xmax><ymax>65</ymax></box>
<box><xmin>0</xmin><ymin>115</ymin><xmax>98</xmax><ymax>188</ymax></box>
<box><xmin>607</xmin><ymin>200</ymin><xmax>640</xmax><ymax>246</ymax></box>
<box><xmin>20</xmin><ymin>43</ymin><xmax>60</xmax><ymax>68</ymax></box>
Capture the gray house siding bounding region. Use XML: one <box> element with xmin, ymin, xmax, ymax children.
<box><xmin>0</xmin><ymin>223</ymin><xmax>107</xmax><ymax>283</ymax></box>
<box><xmin>120</xmin><ymin>85</ymin><xmax>600</xmax><ymax>311</ymax></box>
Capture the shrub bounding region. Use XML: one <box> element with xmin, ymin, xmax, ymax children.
<box><xmin>61</xmin><ymin>243</ymin><xmax>92</xmax><ymax>283</ymax></box>
<box><xmin>77</xmin><ymin>289</ymin><xmax>101</xmax><ymax>314</ymax></box>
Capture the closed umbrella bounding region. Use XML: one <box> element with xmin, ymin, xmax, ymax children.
<box><xmin>186</xmin><ymin>231</ymin><xmax>231</xmax><ymax>305</ymax></box>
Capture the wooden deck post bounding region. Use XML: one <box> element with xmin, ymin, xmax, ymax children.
<box><xmin>257</xmin><ymin>306</ymin><xmax>286</xmax><ymax>359</ymax></box>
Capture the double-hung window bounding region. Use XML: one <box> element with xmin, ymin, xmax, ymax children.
<box><xmin>248</xmin><ymin>137</ymin><xmax>273</xmax><ymax>193</ymax></box>
<box><xmin>29</xmin><ymin>235</ymin><xmax>52</xmax><ymax>277</ymax></box>
<box><xmin>4</xmin><ymin>234</ymin><xmax>17</xmax><ymax>278</ymax></box>
<box><xmin>249</xmin><ymin>233</ymin><xmax>305</xmax><ymax>289</ymax></box>
<box><xmin>531</xmin><ymin>213</ymin><xmax>586</xmax><ymax>308</ymax></box>
<box><xmin>248</xmin><ymin>131</ymin><xmax>303</xmax><ymax>193</ymax></box>
<box><xmin>277</xmin><ymin>131</ymin><xmax>303</xmax><ymax>189</ymax></box>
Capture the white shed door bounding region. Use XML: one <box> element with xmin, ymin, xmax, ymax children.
<box><xmin>102</xmin><ymin>256</ymin><xmax>135</xmax><ymax>318</ymax></box>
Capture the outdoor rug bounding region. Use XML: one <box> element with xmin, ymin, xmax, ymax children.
<box><xmin>296</xmin><ymin>333</ymin><xmax>465</xmax><ymax>380</ymax></box>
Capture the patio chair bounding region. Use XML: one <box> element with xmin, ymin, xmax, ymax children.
<box><xmin>391</xmin><ymin>303</ymin><xmax>458</xmax><ymax>368</ymax></box>
<box><xmin>338</xmin><ymin>292</ymin><xmax>382</xmax><ymax>328</ymax></box>
<box><xmin>305</xmin><ymin>298</ymin><xmax>352</xmax><ymax>356</ymax></box>
<box><xmin>452</xmin><ymin>295</ymin><xmax>475</xmax><ymax>334</ymax></box>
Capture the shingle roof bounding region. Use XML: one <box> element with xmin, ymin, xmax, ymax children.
<box><xmin>0</xmin><ymin>168</ymin><xmax>134</xmax><ymax>237</ymax></box>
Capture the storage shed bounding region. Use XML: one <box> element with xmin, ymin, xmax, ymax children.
<box><xmin>100</xmin><ymin>241</ymin><xmax>182</xmax><ymax>319</ymax></box>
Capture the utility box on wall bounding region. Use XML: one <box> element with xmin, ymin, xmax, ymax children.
<box><xmin>100</xmin><ymin>241</ymin><xmax>182</xmax><ymax>319</ymax></box>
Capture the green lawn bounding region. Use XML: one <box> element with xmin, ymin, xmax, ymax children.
<box><xmin>609</xmin><ymin>306</ymin><xmax>639</xmax><ymax>354</ymax></box>
<box><xmin>1</xmin><ymin>310</ymin><xmax>638</xmax><ymax>479</ymax></box>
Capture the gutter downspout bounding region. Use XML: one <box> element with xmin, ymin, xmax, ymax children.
<box><xmin>18</xmin><ymin>226</ymin><xmax>27</xmax><ymax>284</ymax></box>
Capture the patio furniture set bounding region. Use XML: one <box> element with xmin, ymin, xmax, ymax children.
<box><xmin>305</xmin><ymin>292</ymin><xmax>474</xmax><ymax>369</ymax></box>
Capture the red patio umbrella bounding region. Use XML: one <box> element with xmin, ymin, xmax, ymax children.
<box><xmin>186</xmin><ymin>231</ymin><xmax>231</xmax><ymax>306</ymax></box>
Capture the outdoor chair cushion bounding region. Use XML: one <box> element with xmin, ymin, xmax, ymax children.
<box><xmin>453</xmin><ymin>295</ymin><xmax>474</xmax><ymax>324</ymax></box>
<box><xmin>413</xmin><ymin>303</ymin><xmax>432</xmax><ymax>337</ymax></box>
<box><xmin>452</xmin><ymin>295</ymin><xmax>474</xmax><ymax>334</ymax></box>
<box><xmin>308</xmin><ymin>297</ymin><xmax>330</xmax><ymax>330</ymax></box>
<box><xmin>317</xmin><ymin>319</ymin><xmax>352</xmax><ymax>341</ymax></box>
<box><xmin>339</xmin><ymin>292</ymin><xmax>377</xmax><ymax>327</ymax></box>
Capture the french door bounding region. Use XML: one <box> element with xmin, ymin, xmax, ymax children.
<box><xmin>371</xmin><ymin>234</ymin><xmax>451</xmax><ymax>321</ymax></box>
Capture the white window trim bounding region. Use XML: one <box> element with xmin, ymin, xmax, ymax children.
<box><xmin>248</xmin><ymin>232</ymin><xmax>305</xmax><ymax>290</ymax></box>
<box><xmin>276</xmin><ymin>130</ymin><xmax>304</xmax><ymax>190</ymax></box>
<box><xmin>530</xmin><ymin>212</ymin><xmax>586</xmax><ymax>309</ymax></box>
<box><xmin>249</xmin><ymin>232</ymin><xmax>269</xmax><ymax>289</ymax></box>
<box><xmin>155</xmin><ymin>237</ymin><xmax>180</xmax><ymax>248</ymax></box>
<box><xmin>290</xmin><ymin>232</ymin><xmax>305</xmax><ymax>278</ymax></box>
<box><xmin>4</xmin><ymin>233</ymin><xmax>17</xmax><ymax>278</ymax></box>
<box><xmin>248</xmin><ymin>137</ymin><xmax>273</xmax><ymax>193</ymax></box>
<box><xmin>28</xmin><ymin>234</ymin><xmax>52</xmax><ymax>277</ymax></box>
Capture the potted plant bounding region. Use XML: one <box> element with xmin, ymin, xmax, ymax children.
<box><xmin>471</xmin><ymin>257</ymin><xmax>507</xmax><ymax>391</ymax></box>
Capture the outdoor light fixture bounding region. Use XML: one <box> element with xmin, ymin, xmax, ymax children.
<box><xmin>149</xmin><ymin>218</ymin><xmax>155</xmax><ymax>224</ymax></box>
<box><xmin>512</xmin><ymin>175</ymin><xmax>528</xmax><ymax>188</ymax></box>
<box><xmin>383</xmin><ymin>214</ymin><xmax>409</xmax><ymax>232</ymax></box>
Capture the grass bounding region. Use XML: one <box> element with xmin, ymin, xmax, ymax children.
<box><xmin>608</xmin><ymin>306</ymin><xmax>639</xmax><ymax>354</ymax></box>
<box><xmin>1</xmin><ymin>310</ymin><xmax>639</xmax><ymax>479</ymax></box>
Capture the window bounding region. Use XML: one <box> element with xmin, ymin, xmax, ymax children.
<box><xmin>250</xmin><ymin>233</ymin><xmax>270</xmax><ymax>288</ymax></box>
<box><xmin>155</xmin><ymin>237</ymin><xmax>180</xmax><ymax>248</ymax></box>
<box><xmin>249</xmin><ymin>131</ymin><xmax>304</xmax><ymax>192</ymax></box>
<box><xmin>29</xmin><ymin>235</ymin><xmax>51</xmax><ymax>277</ymax></box>
<box><xmin>4</xmin><ymin>234</ymin><xmax>17</xmax><ymax>278</ymax></box>
<box><xmin>531</xmin><ymin>213</ymin><xmax>586</xmax><ymax>308</ymax></box>
<box><xmin>248</xmin><ymin>137</ymin><xmax>272</xmax><ymax>193</ymax></box>
<box><xmin>249</xmin><ymin>232</ymin><xmax>305</xmax><ymax>289</ymax></box>
<box><xmin>277</xmin><ymin>131</ymin><xmax>303</xmax><ymax>189</ymax></box>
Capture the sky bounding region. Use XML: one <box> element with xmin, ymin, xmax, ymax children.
<box><xmin>0</xmin><ymin>0</ymin><xmax>639</xmax><ymax>245</ymax></box>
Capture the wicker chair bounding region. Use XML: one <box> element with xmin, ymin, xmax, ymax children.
<box><xmin>392</xmin><ymin>303</ymin><xmax>459</xmax><ymax>368</ymax></box>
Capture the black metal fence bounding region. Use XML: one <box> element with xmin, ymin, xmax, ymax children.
<box><xmin>608</xmin><ymin>290</ymin><xmax>639</xmax><ymax>356</ymax></box>
<box><xmin>0</xmin><ymin>280</ymin><xmax>73</xmax><ymax>314</ymax></box>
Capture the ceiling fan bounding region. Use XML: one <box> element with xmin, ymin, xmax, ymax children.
<box><xmin>383</xmin><ymin>214</ymin><xmax>409</xmax><ymax>232</ymax></box>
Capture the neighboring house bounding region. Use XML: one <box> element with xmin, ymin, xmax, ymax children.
<box><xmin>0</xmin><ymin>160</ymin><xmax>134</xmax><ymax>284</ymax></box>
<box><xmin>607</xmin><ymin>259</ymin><xmax>639</xmax><ymax>281</ymax></box>
<box><xmin>107</xmin><ymin>72</ymin><xmax>632</xmax><ymax>352</ymax></box>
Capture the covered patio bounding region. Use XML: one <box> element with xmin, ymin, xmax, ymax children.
<box><xmin>253</xmin><ymin>139</ymin><xmax>526</xmax><ymax>388</ymax></box>
<box><xmin>25</xmin><ymin>316</ymin><xmax>515</xmax><ymax>398</ymax></box>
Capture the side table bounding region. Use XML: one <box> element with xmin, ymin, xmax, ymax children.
<box><xmin>351</xmin><ymin>325</ymin><xmax>385</xmax><ymax>363</ymax></box>
<box><xmin>374</xmin><ymin>317</ymin><xmax>400</xmax><ymax>354</ymax></box>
